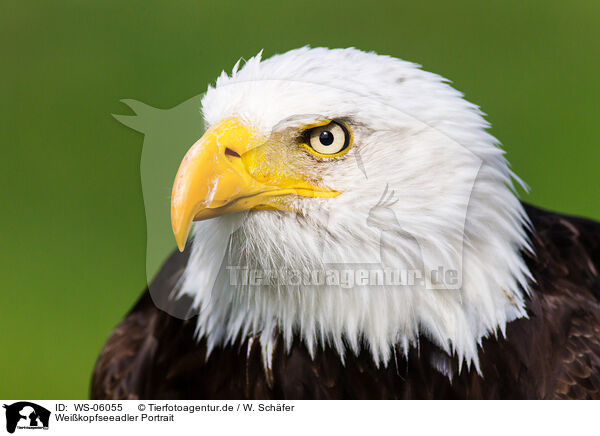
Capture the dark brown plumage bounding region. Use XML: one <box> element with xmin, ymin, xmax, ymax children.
<box><xmin>91</xmin><ymin>203</ymin><xmax>600</xmax><ymax>399</ymax></box>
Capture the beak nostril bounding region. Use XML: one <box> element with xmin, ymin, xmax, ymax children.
<box><xmin>225</xmin><ymin>147</ymin><xmax>241</xmax><ymax>158</ymax></box>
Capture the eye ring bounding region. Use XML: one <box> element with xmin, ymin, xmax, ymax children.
<box><xmin>304</xmin><ymin>121</ymin><xmax>351</xmax><ymax>157</ymax></box>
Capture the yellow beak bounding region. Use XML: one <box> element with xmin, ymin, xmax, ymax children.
<box><xmin>171</xmin><ymin>117</ymin><xmax>339</xmax><ymax>251</ymax></box>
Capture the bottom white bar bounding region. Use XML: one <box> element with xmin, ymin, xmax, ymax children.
<box><xmin>0</xmin><ymin>400</ymin><xmax>593</xmax><ymax>436</ymax></box>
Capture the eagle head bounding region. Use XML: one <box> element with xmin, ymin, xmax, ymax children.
<box><xmin>171</xmin><ymin>47</ymin><xmax>532</xmax><ymax>372</ymax></box>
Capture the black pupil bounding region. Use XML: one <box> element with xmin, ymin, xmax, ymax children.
<box><xmin>319</xmin><ymin>131</ymin><xmax>334</xmax><ymax>146</ymax></box>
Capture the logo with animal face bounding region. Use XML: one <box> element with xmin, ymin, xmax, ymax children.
<box><xmin>3</xmin><ymin>402</ymin><xmax>50</xmax><ymax>433</ymax></box>
<box><xmin>116</xmin><ymin>80</ymin><xmax>483</xmax><ymax>316</ymax></box>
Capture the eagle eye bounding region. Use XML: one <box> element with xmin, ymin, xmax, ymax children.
<box><xmin>305</xmin><ymin>121</ymin><xmax>350</xmax><ymax>156</ymax></box>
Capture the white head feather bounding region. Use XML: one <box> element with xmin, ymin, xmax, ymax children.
<box><xmin>176</xmin><ymin>47</ymin><xmax>533</xmax><ymax>374</ymax></box>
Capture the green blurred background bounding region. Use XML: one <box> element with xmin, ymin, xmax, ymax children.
<box><xmin>1</xmin><ymin>0</ymin><xmax>599</xmax><ymax>399</ymax></box>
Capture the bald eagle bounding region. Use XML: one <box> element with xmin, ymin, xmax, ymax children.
<box><xmin>92</xmin><ymin>47</ymin><xmax>600</xmax><ymax>399</ymax></box>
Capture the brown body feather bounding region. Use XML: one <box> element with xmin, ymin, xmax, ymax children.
<box><xmin>91</xmin><ymin>204</ymin><xmax>600</xmax><ymax>399</ymax></box>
